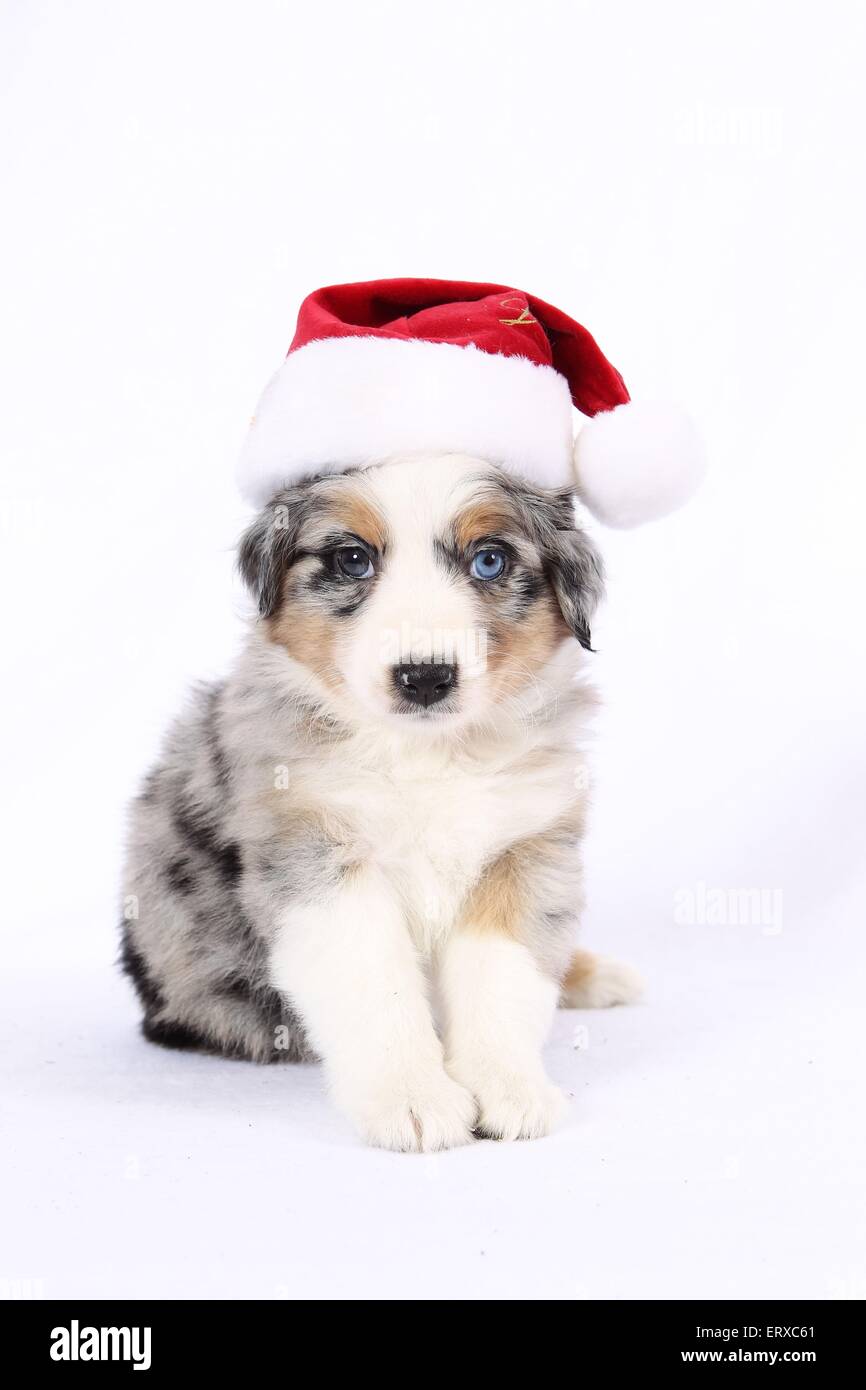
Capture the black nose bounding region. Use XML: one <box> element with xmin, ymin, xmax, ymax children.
<box><xmin>393</xmin><ymin>663</ymin><xmax>457</xmax><ymax>709</ymax></box>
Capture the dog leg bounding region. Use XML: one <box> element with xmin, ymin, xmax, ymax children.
<box><xmin>559</xmin><ymin>948</ymin><xmax>644</xmax><ymax>1008</ymax></box>
<box><xmin>439</xmin><ymin>933</ymin><xmax>566</xmax><ymax>1141</ymax></box>
<box><xmin>270</xmin><ymin>867</ymin><xmax>476</xmax><ymax>1152</ymax></box>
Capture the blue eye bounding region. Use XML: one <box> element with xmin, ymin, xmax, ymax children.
<box><xmin>335</xmin><ymin>546</ymin><xmax>374</xmax><ymax>579</ymax></box>
<box><xmin>470</xmin><ymin>548</ymin><xmax>507</xmax><ymax>581</ymax></box>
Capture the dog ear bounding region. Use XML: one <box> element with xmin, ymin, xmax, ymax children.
<box><xmin>238</xmin><ymin>490</ymin><xmax>307</xmax><ymax>617</ymax></box>
<box><xmin>541</xmin><ymin>509</ymin><xmax>605</xmax><ymax>651</ymax></box>
<box><xmin>500</xmin><ymin>480</ymin><xmax>604</xmax><ymax>651</ymax></box>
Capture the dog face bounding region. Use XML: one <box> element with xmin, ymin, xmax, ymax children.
<box><xmin>239</xmin><ymin>454</ymin><xmax>603</xmax><ymax>732</ymax></box>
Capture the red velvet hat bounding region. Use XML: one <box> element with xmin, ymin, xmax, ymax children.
<box><xmin>238</xmin><ymin>278</ymin><xmax>704</xmax><ymax>527</ymax></box>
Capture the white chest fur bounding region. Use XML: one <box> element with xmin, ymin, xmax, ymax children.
<box><xmin>309</xmin><ymin>729</ymin><xmax>582</xmax><ymax>951</ymax></box>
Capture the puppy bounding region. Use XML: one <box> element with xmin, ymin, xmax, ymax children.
<box><xmin>121</xmin><ymin>452</ymin><xmax>641</xmax><ymax>1150</ymax></box>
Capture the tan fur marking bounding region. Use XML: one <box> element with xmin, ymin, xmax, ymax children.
<box><xmin>458</xmin><ymin>801</ymin><xmax>586</xmax><ymax>942</ymax></box>
<box><xmin>262</xmin><ymin>478</ymin><xmax>386</xmax><ymax>685</ymax></box>
<box><xmin>458</xmin><ymin>846</ymin><xmax>526</xmax><ymax>939</ymax></box>
<box><xmin>453</xmin><ymin>499</ymin><xmax>516</xmax><ymax>551</ymax></box>
<box><xmin>561</xmin><ymin>948</ymin><xmax>597</xmax><ymax>997</ymax></box>
<box><xmin>487</xmin><ymin>590</ymin><xmax>566</xmax><ymax>689</ymax></box>
<box><xmin>328</xmin><ymin>484</ymin><xmax>388</xmax><ymax>552</ymax></box>
<box><xmin>267</xmin><ymin>592</ymin><xmax>340</xmax><ymax>689</ymax></box>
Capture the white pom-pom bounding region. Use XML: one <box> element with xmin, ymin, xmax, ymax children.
<box><xmin>573</xmin><ymin>401</ymin><xmax>706</xmax><ymax>528</ymax></box>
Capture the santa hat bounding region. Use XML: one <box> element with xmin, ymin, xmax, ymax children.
<box><xmin>238</xmin><ymin>278</ymin><xmax>705</xmax><ymax>527</ymax></box>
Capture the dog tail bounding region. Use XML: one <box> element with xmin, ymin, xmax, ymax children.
<box><xmin>559</xmin><ymin>949</ymin><xmax>644</xmax><ymax>1009</ymax></box>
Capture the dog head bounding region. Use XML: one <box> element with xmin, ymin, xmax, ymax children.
<box><xmin>238</xmin><ymin>454</ymin><xmax>603</xmax><ymax>733</ymax></box>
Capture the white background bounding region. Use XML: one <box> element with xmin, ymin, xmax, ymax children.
<box><xmin>2</xmin><ymin>0</ymin><xmax>865</xmax><ymax>1300</ymax></box>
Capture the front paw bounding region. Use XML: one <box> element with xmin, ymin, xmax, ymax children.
<box><xmin>452</xmin><ymin>1063</ymin><xmax>567</xmax><ymax>1141</ymax></box>
<box><xmin>343</xmin><ymin>1070</ymin><xmax>478</xmax><ymax>1153</ymax></box>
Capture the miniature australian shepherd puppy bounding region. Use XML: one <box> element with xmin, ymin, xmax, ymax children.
<box><xmin>121</xmin><ymin>452</ymin><xmax>642</xmax><ymax>1150</ymax></box>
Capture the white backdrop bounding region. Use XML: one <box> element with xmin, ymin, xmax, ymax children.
<box><xmin>2</xmin><ymin>0</ymin><xmax>865</xmax><ymax>1301</ymax></box>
